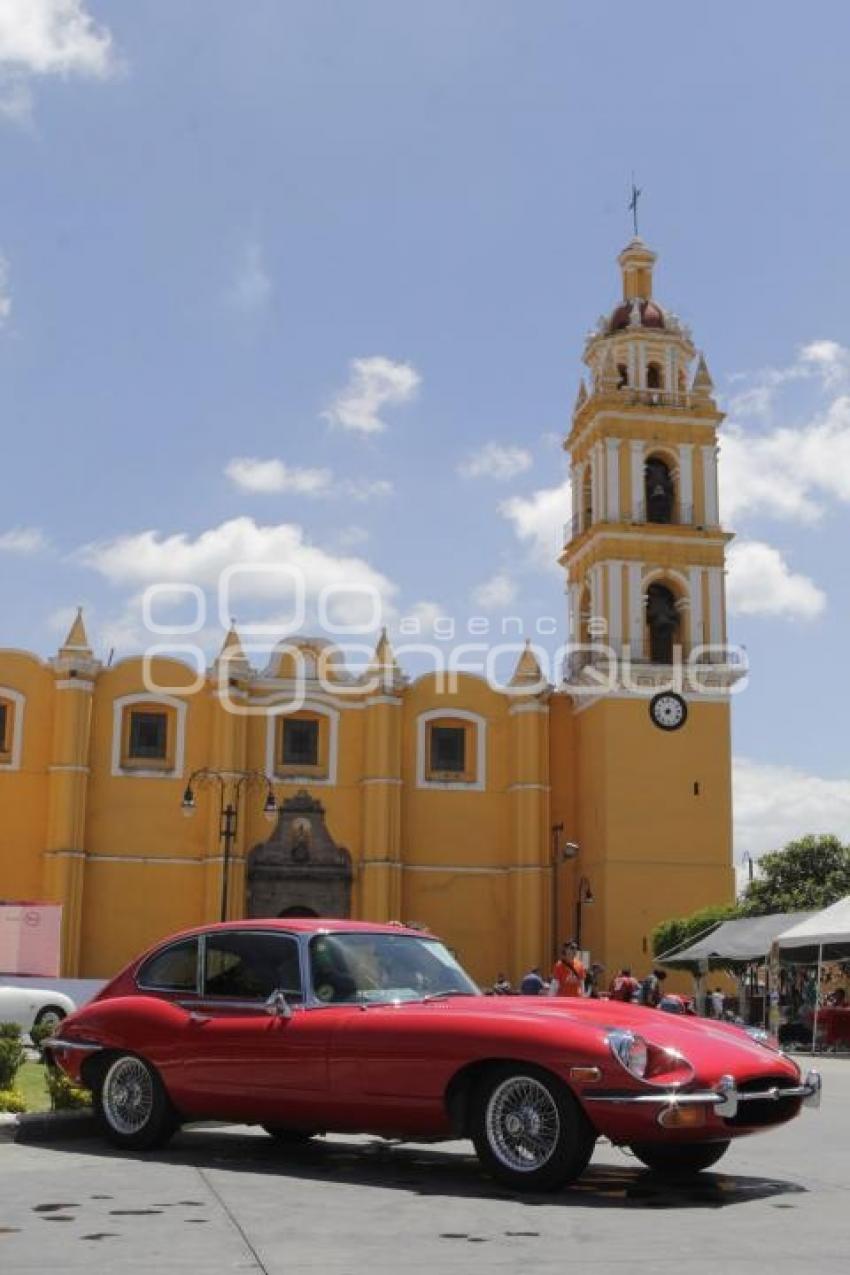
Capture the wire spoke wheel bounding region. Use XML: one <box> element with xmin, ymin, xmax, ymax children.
<box><xmin>485</xmin><ymin>1075</ymin><xmax>561</xmax><ymax>1172</ymax></box>
<box><xmin>102</xmin><ymin>1056</ymin><xmax>155</xmax><ymax>1136</ymax></box>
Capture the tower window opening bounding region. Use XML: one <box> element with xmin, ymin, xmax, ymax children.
<box><xmin>646</xmin><ymin>583</ymin><xmax>680</xmax><ymax>664</ymax></box>
<box><xmin>647</xmin><ymin>361</ymin><xmax>663</xmax><ymax>390</ymax></box>
<box><xmin>617</xmin><ymin>363</ymin><xmax>628</xmax><ymax>388</ymax></box>
<box><xmin>645</xmin><ymin>455</ymin><xmax>675</xmax><ymax>524</ymax></box>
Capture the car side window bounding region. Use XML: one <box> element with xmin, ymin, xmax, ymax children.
<box><xmin>137</xmin><ymin>938</ymin><xmax>199</xmax><ymax>992</ymax></box>
<box><xmin>202</xmin><ymin>932</ymin><xmax>303</xmax><ymax>1004</ymax></box>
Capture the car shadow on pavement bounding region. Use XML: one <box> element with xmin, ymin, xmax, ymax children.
<box><xmin>36</xmin><ymin>1128</ymin><xmax>807</xmax><ymax>1210</ymax></box>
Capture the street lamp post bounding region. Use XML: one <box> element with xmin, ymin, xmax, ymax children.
<box><xmin>181</xmin><ymin>768</ymin><xmax>278</xmax><ymax>922</ymax></box>
<box><xmin>741</xmin><ymin>851</ymin><xmax>755</xmax><ymax>884</ymax></box>
<box><xmin>575</xmin><ymin>876</ymin><xmax>594</xmax><ymax>950</ymax></box>
<box><xmin>550</xmin><ymin>826</ymin><xmax>579</xmax><ymax>962</ymax></box>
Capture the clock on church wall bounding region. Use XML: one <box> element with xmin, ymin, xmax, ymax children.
<box><xmin>649</xmin><ymin>692</ymin><xmax>688</xmax><ymax>731</ymax></box>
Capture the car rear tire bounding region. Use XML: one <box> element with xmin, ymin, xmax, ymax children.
<box><xmin>262</xmin><ymin>1125</ymin><xmax>318</xmax><ymax>1144</ymax></box>
<box><xmin>33</xmin><ymin>1005</ymin><xmax>67</xmax><ymax>1035</ymax></box>
<box><xmin>629</xmin><ymin>1140</ymin><xmax>731</xmax><ymax>1174</ymax></box>
<box><xmin>94</xmin><ymin>1053</ymin><xmax>179</xmax><ymax>1151</ymax></box>
<box><xmin>470</xmin><ymin>1064</ymin><xmax>595</xmax><ymax>1191</ymax></box>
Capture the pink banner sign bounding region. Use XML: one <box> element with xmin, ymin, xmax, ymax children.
<box><xmin>0</xmin><ymin>904</ymin><xmax>62</xmax><ymax>976</ymax></box>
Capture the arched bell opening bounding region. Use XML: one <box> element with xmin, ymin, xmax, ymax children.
<box><xmin>646</xmin><ymin>361</ymin><xmax>663</xmax><ymax>390</ymax></box>
<box><xmin>644</xmin><ymin>454</ymin><xmax>676</xmax><ymax>524</ymax></box>
<box><xmin>645</xmin><ymin>581</ymin><xmax>682</xmax><ymax>664</ymax></box>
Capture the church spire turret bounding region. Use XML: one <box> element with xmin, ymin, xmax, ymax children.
<box><xmin>59</xmin><ymin>607</ymin><xmax>92</xmax><ymax>660</ymax></box>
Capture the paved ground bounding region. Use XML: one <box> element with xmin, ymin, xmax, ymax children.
<box><xmin>0</xmin><ymin>1055</ymin><xmax>845</xmax><ymax>1275</ymax></box>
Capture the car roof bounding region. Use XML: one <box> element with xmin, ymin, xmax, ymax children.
<box><xmin>150</xmin><ymin>918</ymin><xmax>434</xmax><ymax>944</ymax></box>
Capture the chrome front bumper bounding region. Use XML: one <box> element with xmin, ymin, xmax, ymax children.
<box><xmin>584</xmin><ymin>1069</ymin><xmax>822</xmax><ymax>1119</ymax></box>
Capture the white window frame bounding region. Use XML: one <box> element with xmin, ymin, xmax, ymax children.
<box><xmin>0</xmin><ymin>686</ymin><xmax>25</xmax><ymax>771</ymax></box>
<box><xmin>416</xmin><ymin>708</ymin><xmax>487</xmax><ymax>792</ymax></box>
<box><xmin>265</xmin><ymin>699</ymin><xmax>339</xmax><ymax>786</ymax></box>
<box><xmin>112</xmin><ymin>692</ymin><xmax>188</xmax><ymax>779</ymax></box>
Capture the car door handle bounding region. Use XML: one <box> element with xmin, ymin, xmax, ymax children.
<box><xmin>188</xmin><ymin>1011</ymin><xmax>211</xmax><ymax>1024</ymax></box>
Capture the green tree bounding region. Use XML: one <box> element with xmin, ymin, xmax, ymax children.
<box><xmin>740</xmin><ymin>834</ymin><xmax>850</xmax><ymax>916</ymax></box>
<box><xmin>652</xmin><ymin>902</ymin><xmax>741</xmax><ymax>959</ymax></box>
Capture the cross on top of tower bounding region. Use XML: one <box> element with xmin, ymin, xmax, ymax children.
<box><xmin>628</xmin><ymin>179</ymin><xmax>642</xmax><ymax>238</ymax></box>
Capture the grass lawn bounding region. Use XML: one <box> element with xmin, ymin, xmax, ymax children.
<box><xmin>17</xmin><ymin>1060</ymin><xmax>51</xmax><ymax>1113</ymax></box>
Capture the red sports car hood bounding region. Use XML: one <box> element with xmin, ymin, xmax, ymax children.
<box><xmin>417</xmin><ymin>995</ymin><xmax>799</xmax><ymax>1086</ymax></box>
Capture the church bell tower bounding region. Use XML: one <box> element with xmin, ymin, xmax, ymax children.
<box><xmin>560</xmin><ymin>237</ymin><xmax>737</xmax><ymax>973</ymax></box>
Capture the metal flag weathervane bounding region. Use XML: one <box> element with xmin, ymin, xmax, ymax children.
<box><xmin>628</xmin><ymin>178</ymin><xmax>642</xmax><ymax>237</ymax></box>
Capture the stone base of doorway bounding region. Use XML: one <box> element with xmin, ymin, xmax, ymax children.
<box><xmin>2</xmin><ymin>1109</ymin><xmax>96</xmax><ymax>1144</ymax></box>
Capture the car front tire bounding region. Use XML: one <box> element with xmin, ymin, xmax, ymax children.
<box><xmin>33</xmin><ymin>1005</ymin><xmax>67</xmax><ymax>1035</ymax></box>
<box><xmin>94</xmin><ymin>1053</ymin><xmax>179</xmax><ymax>1151</ymax></box>
<box><xmin>470</xmin><ymin>1064</ymin><xmax>595</xmax><ymax>1191</ymax></box>
<box><xmin>629</xmin><ymin>1139</ymin><xmax>731</xmax><ymax>1174</ymax></box>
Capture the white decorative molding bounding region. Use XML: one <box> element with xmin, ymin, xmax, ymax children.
<box><xmin>416</xmin><ymin>708</ymin><xmax>487</xmax><ymax>792</ymax></box>
<box><xmin>630</xmin><ymin>440</ymin><xmax>644</xmax><ymax>520</ymax></box>
<box><xmin>689</xmin><ymin>566</ymin><xmax>704</xmax><ymax>647</ymax></box>
<box><xmin>701</xmin><ymin>444</ymin><xmax>719</xmax><ymax>525</ymax></box>
<box><xmin>0</xmin><ymin>686</ymin><xmax>25</xmax><ymax>771</ymax></box>
<box><xmin>506</xmin><ymin>782</ymin><xmax>551</xmax><ymax>792</ymax></box>
<box><xmin>54</xmin><ymin>679</ymin><xmax>95</xmax><ymax>693</ymax></box>
<box><xmin>608</xmin><ymin>561</ymin><xmax>623</xmax><ymax>650</ymax></box>
<box><xmin>627</xmin><ymin>562</ymin><xmax>643</xmax><ymax>651</ymax></box>
<box><xmin>360</xmin><ymin>776</ymin><xmax>403</xmax><ymax>786</ymax></box>
<box><xmin>678</xmin><ymin>443</ymin><xmax>694</xmax><ymax>522</ymax></box>
<box><xmin>605</xmin><ymin>437</ymin><xmax>621</xmax><ymax>521</ymax></box>
<box><xmin>507</xmin><ymin>702</ymin><xmax>549</xmax><ymax>716</ymax></box>
<box><xmin>707</xmin><ymin>567</ymin><xmax>724</xmax><ymax>646</ymax></box>
<box><xmin>47</xmin><ymin>764</ymin><xmax>90</xmax><ymax>774</ymax></box>
<box><xmin>111</xmin><ymin>692</ymin><xmax>188</xmax><ymax>779</ymax></box>
<box><xmin>264</xmin><ymin>698</ymin><xmax>340</xmax><ymax>786</ymax></box>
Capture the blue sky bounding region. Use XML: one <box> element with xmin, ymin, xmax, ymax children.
<box><xmin>1</xmin><ymin>1</ymin><xmax>850</xmax><ymax>856</ymax></box>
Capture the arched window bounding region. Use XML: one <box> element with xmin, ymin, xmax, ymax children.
<box><xmin>617</xmin><ymin>363</ymin><xmax>628</xmax><ymax>388</ymax></box>
<box><xmin>645</xmin><ymin>455</ymin><xmax>675</xmax><ymax>524</ymax></box>
<box><xmin>647</xmin><ymin>362</ymin><xmax>662</xmax><ymax>390</ymax></box>
<box><xmin>646</xmin><ymin>583</ymin><xmax>680</xmax><ymax>663</ymax></box>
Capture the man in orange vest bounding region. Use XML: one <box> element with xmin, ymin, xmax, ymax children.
<box><xmin>551</xmin><ymin>941</ymin><xmax>587</xmax><ymax>998</ymax></box>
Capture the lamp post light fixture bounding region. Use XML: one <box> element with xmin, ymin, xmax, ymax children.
<box><xmin>181</xmin><ymin>768</ymin><xmax>279</xmax><ymax>922</ymax></box>
<box><xmin>550</xmin><ymin>825</ymin><xmax>580</xmax><ymax>962</ymax></box>
<box><xmin>575</xmin><ymin>875</ymin><xmax>594</xmax><ymax>950</ymax></box>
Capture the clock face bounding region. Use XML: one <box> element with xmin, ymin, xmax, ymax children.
<box><xmin>649</xmin><ymin>692</ymin><xmax>688</xmax><ymax>731</ymax></box>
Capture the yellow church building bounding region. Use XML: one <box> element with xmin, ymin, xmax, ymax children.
<box><xmin>0</xmin><ymin>237</ymin><xmax>737</xmax><ymax>986</ymax></box>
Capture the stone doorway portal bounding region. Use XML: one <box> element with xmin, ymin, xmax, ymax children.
<box><xmin>245</xmin><ymin>790</ymin><xmax>352</xmax><ymax>919</ymax></box>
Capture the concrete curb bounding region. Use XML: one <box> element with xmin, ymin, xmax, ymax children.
<box><xmin>13</xmin><ymin>1110</ymin><xmax>97</xmax><ymax>1144</ymax></box>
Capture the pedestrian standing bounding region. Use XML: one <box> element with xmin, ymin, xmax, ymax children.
<box><xmin>551</xmin><ymin>941</ymin><xmax>587</xmax><ymax>998</ymax></box>
<box><xmin>639</xmin><ymin>968</ymin><xmax>667</xmax><ymax>1007</ymax></box>
<box><xmin>711</xmin><ymin>987</ymin><xmax>725</xmax><ymax>1019</ymax></box>
<box><xmin>519</xmin><ymin>966</ymin><xmax>546</xmax><ymax>996</ymax></box>
<box><xmin>610</xmin><ymin>967</ymin><xmax>640</xmax><ymax>1002</ymax></box>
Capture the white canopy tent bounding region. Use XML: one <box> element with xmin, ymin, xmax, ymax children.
<box><xmin>777</xmin><ymin>895</ymin><xmax>850</xmax><ymax>1048</ymax></box>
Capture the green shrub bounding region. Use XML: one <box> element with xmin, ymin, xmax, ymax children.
<box><xmin>0</xmin><ymin>1088</ymin><xmax>26</xmax><ymax>1114</ymax></box>
<box><xmin>44</xmin><ymin>1066</ymin><xmax>91</xmax><ymax>1111</ymax></box>
<box><xmin>0</xmin><ymin>1024</ymin><xmax>25</xmax><ymax>1089</ymax></box>
<box><xmin>29</xmin><ymin>1020</ymin><xmax>53</xmax><ymax>1060</ymax></box>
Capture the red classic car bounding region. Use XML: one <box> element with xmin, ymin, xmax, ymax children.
<box><xmin>47</xmin><ymin>919</ymin><xmax>821</xmax><ymax>1190</ymax></box>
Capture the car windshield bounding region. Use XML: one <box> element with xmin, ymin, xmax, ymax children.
<box><xmin>308</xmin><ymin>932</ymin><xmax>480</xmax><ymax>1004</ymax></box>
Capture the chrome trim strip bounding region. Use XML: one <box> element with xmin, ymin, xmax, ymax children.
<box><xmin>43</xmin><ymin>1038</ymin><xmax>102</xmax><ymax>1053</ymax></box>
<box><xmin>584</xmin><ymin>1076</ymin><xmax>821</xmax><ymax>1110</ymax></box>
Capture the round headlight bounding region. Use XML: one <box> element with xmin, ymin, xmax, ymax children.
<box><xmin>609</xmin><ymin>1030</ymin><xmax>649</xmax><ymax>1079</ymax></box>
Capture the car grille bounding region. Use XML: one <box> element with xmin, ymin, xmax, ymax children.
<box><xmin>724</xmin><ymin>1075</ymin><xmax>803</xmax><ymax>1129</ymax></box>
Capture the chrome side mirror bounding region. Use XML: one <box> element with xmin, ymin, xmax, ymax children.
<box><xmin>264</xmin><ymin>989</ymin><xmax>292</xmax><ymax>1019</ymax></box>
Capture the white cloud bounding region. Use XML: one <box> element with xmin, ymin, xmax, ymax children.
<box><xmin>471</xmin><ymin>572</ymin><xmax>517</xmax><ymax>610</ymax></box>
<box><xmin>324</xmin><ymin>356</ymin><xmax>420</xmax><ymax>434</ymax></box>
<box><xmin>726</xmin><ymin>540</ymin><xmax>825</xmax><ymax>620</ymax></box>
<box><xmin>76</xmin><ymin>515</ymin><xmax>398</xmax><ymax>631</ymax></box>
<box><xmin>500</xmin><ymin>478</ymin><xmax>571</xmax><ymax>570</ymax></box>
<box><xmin>225</xmin><ymin>458</ymin><xmax>333</xmax><ymax>496</ymax></box>
<box><xmin>734</xmin><ymin>757</ymin><xmax>850</xmax><ymax>859</ymax></box>
<box><xmin>397</xmin><ymin>600</ymin><xmax>446</xmax><ymax>636</ymax></box>
<box><xmin>0</xmin><ymin>253</ymin><xmax>10</xmax><ymax>323</ymax></box>
<box><xmin>458</xmin><ymin>443</ymin><xmax>533</xmax><ymax>481</ymax></box>
<box><xmin>342</xmin><ymin>477</ymin><xmax>393</xmax><ymax>501</ymax></box>
<box><xmin>224</xmin><ymin>458</ymin><xmax>392</xmax><ymax>502</ymax></box>
<box><xmin>229</xmin><ymin>238</ymin><xmax>272</xmax><ymax>314</ymax></box>
<box><xmin>0</xmin><ymin>0</ymin><xmax>116</xmax><ymax>122</ymax></box>
<box><xmin>0</xmin><ymin>525</ymin><xmax>48</xmax><ymax>553</ymax></box>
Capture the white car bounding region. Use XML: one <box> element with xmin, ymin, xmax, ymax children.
<box><xmin>0</xmin><ymin>985</ymin><xmax>75</xmax><ymax>1037</ymax></box>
